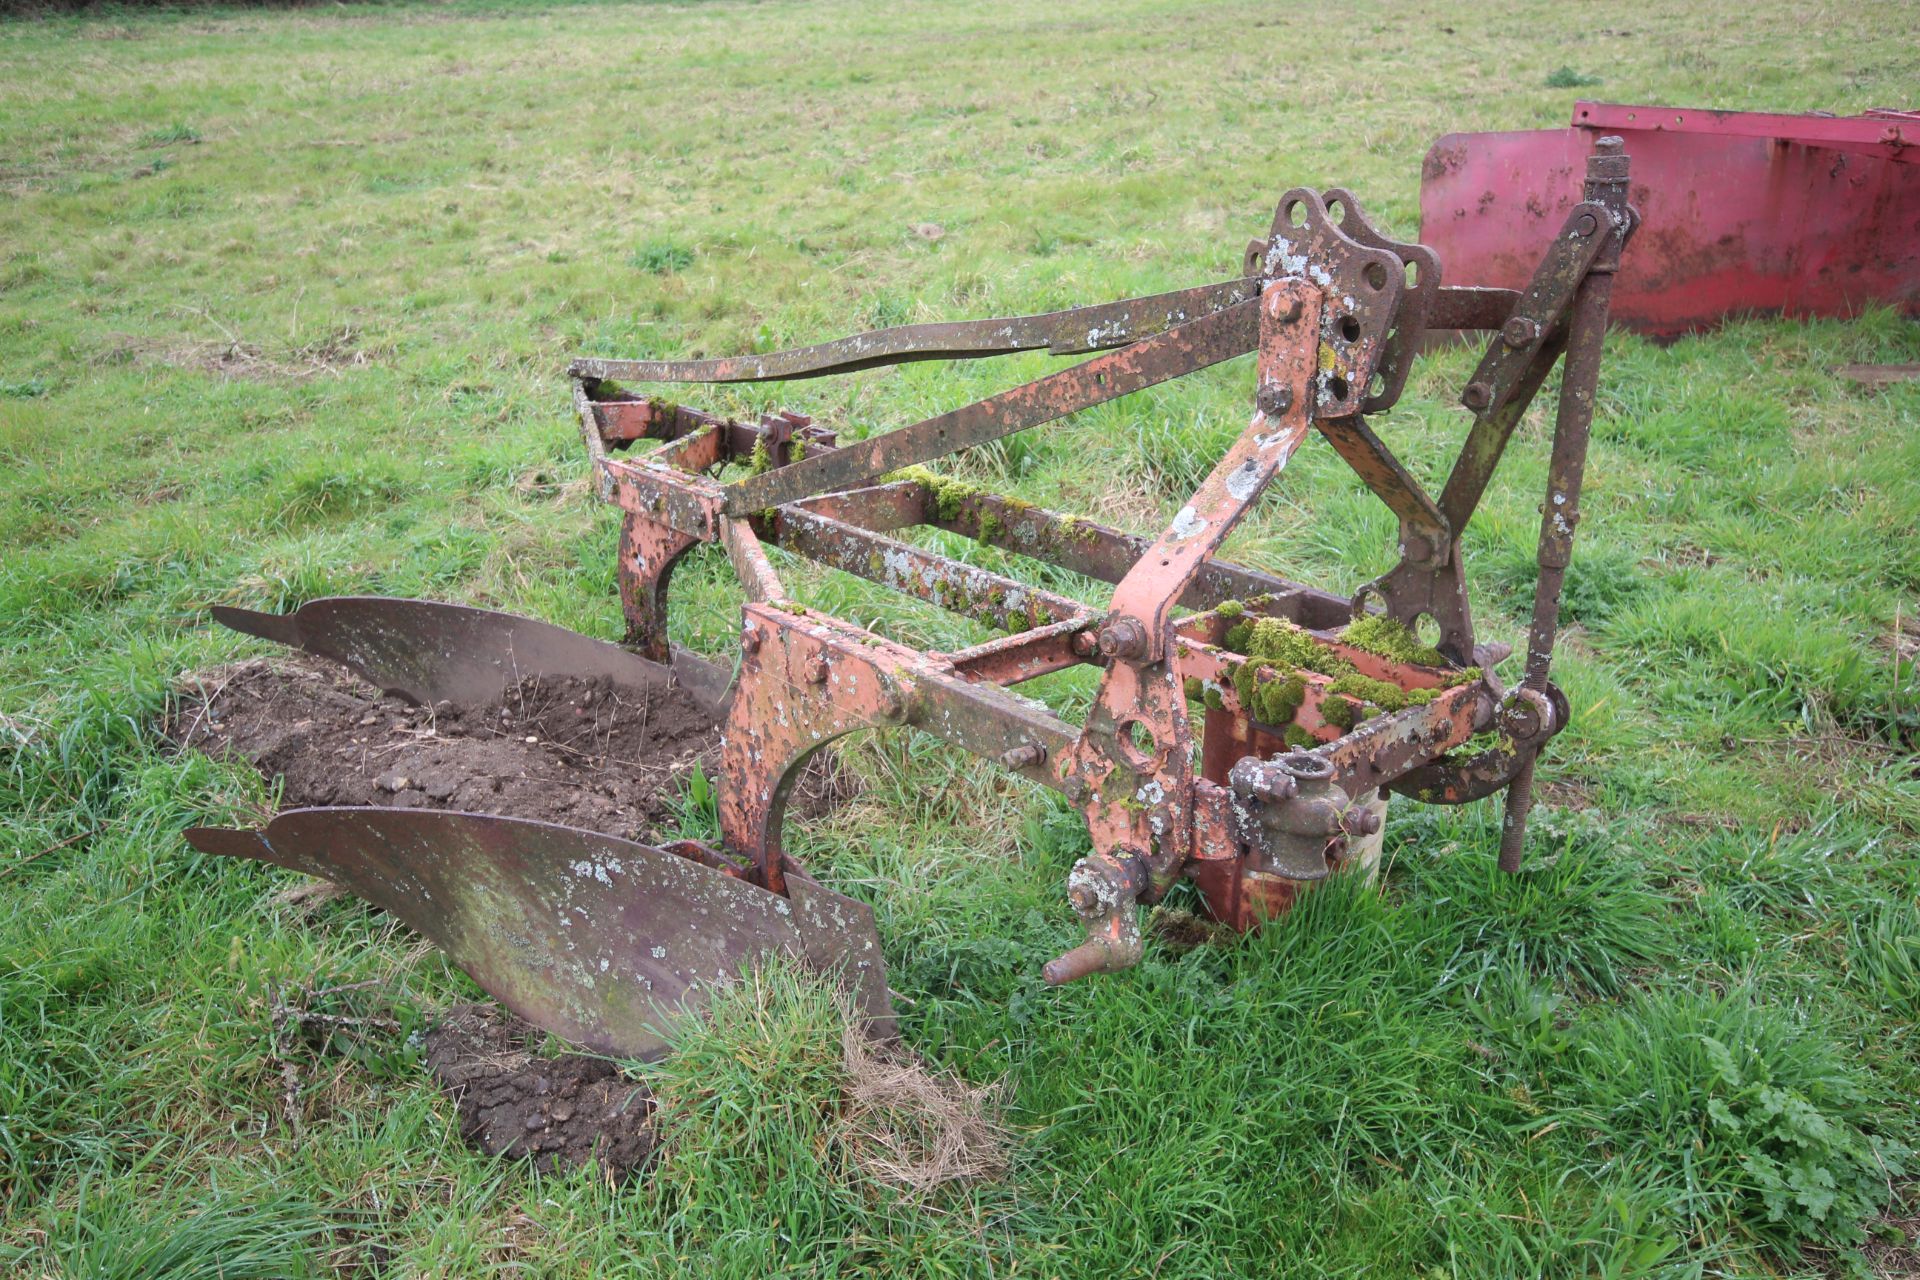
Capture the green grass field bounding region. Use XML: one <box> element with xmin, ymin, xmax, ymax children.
<box><xmin>3</xmin><ymin>1</ymin><xmax>1919</xmax><ymax>1275</ymax></box>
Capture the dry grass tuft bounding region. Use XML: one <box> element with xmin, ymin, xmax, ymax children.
<box><xmin>837</xmin><ymin>1020</ymin><xmax>1008</xmax><ymax>1194</ymax></box>
<box><xmin>102</xmin><ymin>324</ymin><xmax>373</xmax><ymax>383</ymax></box>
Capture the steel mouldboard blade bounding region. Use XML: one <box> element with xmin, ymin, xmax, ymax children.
<box><xmin>210</xmin><ymin>596</ymin><xmax>730</xmax><ymax>713</ymax></box>
<box><xmin>187</xmin><ymin>808</ymin><xmax>893</xmax><ymax>1058</ymax></box>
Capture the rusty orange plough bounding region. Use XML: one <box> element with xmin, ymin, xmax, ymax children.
<box><xmin>189</xmin><ymin>142</ymin><xmax>1637</xmax><ymax>1054</ymax></box>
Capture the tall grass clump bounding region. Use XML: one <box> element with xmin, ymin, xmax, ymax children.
<box><xmin>1560</xmin><ymin>985</ymin><xmax>1910</xmax><ymax>1258</ymax></box>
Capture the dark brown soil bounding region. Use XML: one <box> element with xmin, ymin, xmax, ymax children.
<box><xmin>1862</xmin><ymin>1183</ymin><xmax>1920</xmax><ymax>1279</ymax></box>
<box><xmin>423</xmin><ymin>1003</ymin><xmax>655</xmax><ymax>1179</ymax></box>
<box><xmin>171</xmin><ymin>654</ymin><xmax>854</xmax><ymax>838</ymax></box>
<box><xmin>1145</xmin><ymin>906</ymin><xmax>1230</xmax><ymax>954</ymax></box>
<box><xmin>170</xmin><ymin>657</ymin><xmax>720</xmax><ymax>841</ymax></box>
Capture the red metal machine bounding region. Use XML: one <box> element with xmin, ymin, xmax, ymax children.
<box><xmin>1422</xmin><ymin>102</ymin><xmax>1919</xmax><ymax>336</ymax></box>
<box><xmin>187</xmin><ymin>143</ymin><xmax>1638</xmax><ymax>1056</ymax></box>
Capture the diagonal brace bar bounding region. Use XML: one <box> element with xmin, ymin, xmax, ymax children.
<box><xmin>720</xmin><ymin>299</ymin><xmax>1260</xmax><ymax>516</ymax></box>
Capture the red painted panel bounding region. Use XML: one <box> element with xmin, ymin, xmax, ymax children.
<box><xmin>1420</xmin><ymin>103</ymin><xmax>1920</xmax><ymax>336</ymax></box>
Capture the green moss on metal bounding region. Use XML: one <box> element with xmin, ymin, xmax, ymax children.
<box><xmin>1323</xmin><ymin>673</ymin><xmax>1439</xmax><ymax>712</ymax></box>
<box><xmin>1442</xmin><ymin>729</ymin><xmax>1517</xmax><ymax>765</ymax></box>
<box><xmin>1052</xmin><ymin>514</ymin><xmax>1099</xmax><ymax>548</ymax></box>
<box><xmin>1341</xmin><ymin>614</ymin><xmax>1446</xmax><ymax>667</ymax></box>
<box><xmin>1223</xmin><ymin>615</ymin><xmax>1357</xmax><ymax>679</ymax></box>
<box><xmin>886</xmin><ymin>465</ymin><xmax>986</xmax><ymax>521</ymax></box>
<box><xmin>1231</xmin><ymin>657</ymin><xmax>1307</xmax><ymax>727</ymax></box>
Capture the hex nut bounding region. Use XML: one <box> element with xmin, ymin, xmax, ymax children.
<box><xmin>1501</xmin><ymin>316</ymin><xmax>1541</xmax><ymax>348</ymax></box>
<box><xmin>1256</xmin><ymin>385</ymin><xmax>1294</xmax><ymax>417</ymax></box>
<box><xmin>1097</xmin><ymin>618</ymin><xmax>1148</xmax><ymax>661</ymax></box>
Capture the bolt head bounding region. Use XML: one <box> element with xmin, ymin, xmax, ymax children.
<box><xmin>1229</xmin><ymin>759</ymin><xmax>1295</xmax><ymax>806</ymax></box>
<box><xmin>1097</xmin><ymin>618</ymin><xmax>1148</xmax><ymax>661</ymax></box>
<box><xmin>1256</xmin><ymin>385</ymin><xmax>1294</xmax><ymax>417</ymax></box>
<box><xmin>1257</xmin><ymin>776</ymin><xmax>1297</xmax><ymax>805</ymax></box>
<box><xmin>1071</xmin><ymin>630</ymin><xmax>1099</xmax><ymax>658</ymax></box>
<box><xmin>806</xmin><ymin>657</ymin><xmax>830</xmax><ymax>685</ymax></box>
<box><xmin>1501</xmin><ymin>316</ymin><xmax>1541</xmax><ymax>348</ymax></box>
<box><xmin>1402</xmin><ymin>532</ymin><xmax>1434</xmax><ymax>564</ymax></box>
<box><xmin>1268</xmin><ymin>294</ymin><xmax>1304</xmax><ymax>323</ymax></box>
<box><xmin>1462</xmin><ymin>381</ymin><xmax>1493</xmax><ymax>412</ymax></box>
<box><xmin>1575</xmin><ymin>212</ymin><xmax>1599</xmax><ymax>237</ymax></box>
<box><xmin>999</xmin><ymin>743</ymin><xmax>1045</xmax><ymax>770</ymax></box>
<box><xmin>740</xmin><ymin>627</ymin><xmax>762</xmax><ymax>654</ymax></box>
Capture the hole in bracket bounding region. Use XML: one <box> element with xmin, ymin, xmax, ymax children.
<box><xmin>1337</xmin><ymin>315</ymin><xmax>1362</xmax><ymax>342</ymax></box>
<box><xmin>1285</xmin><ymin>200</ymin><xmax>1308</xmax><ymax>228</ymax></box>
<box><xmin>1363</xmin><ymin>261</ymin><xmax>1389</xmax><ymax>291</ymax></box>
<box><xmin>1118</xmin><ymin>719</ymin><xmax>1159</xmax><ymax>772</ymax></box>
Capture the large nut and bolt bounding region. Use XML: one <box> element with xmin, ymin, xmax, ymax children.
<box><xmin>1462</xmin><ymin>381</ymin><xmax>1493</xmax><ymax>411</ymax></box>
<box><xmin>1071</xmin><ymin>630</ymin><xmax>1100</xmax><ymax>658</ymax></box>
<box><xmin>1097</xmin><ymin>617</ymin><xmax>1149</xmax><ymax>661</ymax></box>
<box><xmin>1256</xmin><ymin>385</ymin><xmax>1294</xmax><ymax>417</ymax></box>
<box><xmin>1228</xmin><ymin>758</ymin><xmax>1297</xmax><ymax>805</ymax></box>
<box><xmin>873</xmin><ymin>683</ymin><xmax>907</xmax><ymax>723</ymax></box>
<box><xmin>998</xmin><ymin>743</ymin><xmax>1047</xmax><ymax>770</ymax></box>
<box><xmin>1501</xmin><ymin>316</ymin><xmax>1541</xmax><ymax>348</ymax></box>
